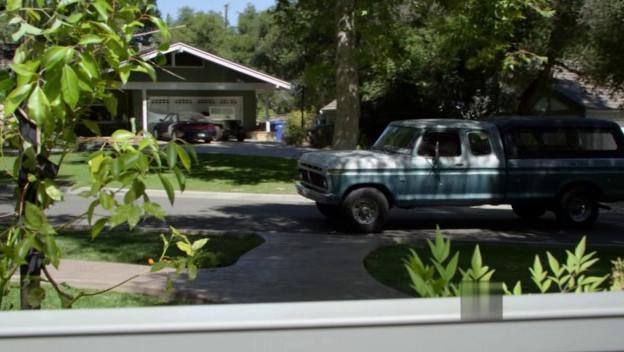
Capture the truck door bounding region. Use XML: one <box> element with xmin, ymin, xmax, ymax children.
<box><xmin>408</xmin><ymin>130</ymin><xmax>469</xmax><ymax>205</ymax></box>
<box><xmin>463</xmin><ymin>130</ymin><xmax>505</xmax><ymax>203</ymax></box>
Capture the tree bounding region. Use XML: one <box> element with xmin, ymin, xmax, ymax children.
<box><xmin>0</xmin><ymin>0</ymin><xmax>203</xmax><ymax>310</ymax></box>
<box><xmin>333</xmin><ymin>0</ymin><xmax>360</xmax><ymax>149</ymax></box>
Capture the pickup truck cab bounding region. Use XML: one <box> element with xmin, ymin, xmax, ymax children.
<box><xmin>296</xmin><ymin>117</ymin><xmax>624</xmax><ymax>232</ymax></box>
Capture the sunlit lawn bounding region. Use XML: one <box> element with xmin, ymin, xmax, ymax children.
<box><xmin>3</xmin><ymin>284</ymin><xmax>173</xmax><ymax>310</ymax></box>
<box><xmin>0</xmin><ymin>152</ymin><xmax>298</xmax><ymax>194</ymax></box>
<box><xmin>365</xmin><ymin>241</ymin><xmax>624</xmax><ymax>296</ymax></box>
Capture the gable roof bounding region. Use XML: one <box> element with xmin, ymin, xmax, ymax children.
<box><xmin>553</xmin><ymin>67</ymin><xmax>624</xmax><ymax>111</ymax></box>
<box><xmin>140</xmin><ymin>42</ymin><xmax>292</xmax><ymax>90</ymax></box>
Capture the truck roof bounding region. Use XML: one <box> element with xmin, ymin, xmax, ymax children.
<box><xmin>390</xmin><ymin>119</ymin><xmax>494</xmax><ymax>129</ymax></box>
<box><xmin>391</xmin><ymin>117</ymin><xmax>620</xmax><ymax>130</ymax></box>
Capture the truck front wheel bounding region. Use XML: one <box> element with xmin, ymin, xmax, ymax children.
<box><xmin>556</xmin><ymin>189</ymin><xmax>599</xmax><ymax>228</ymax></box>
<box><xmin>343</xmin><ymin>188</ymin><xmax>389</xmax><ymax>233</ymax></box>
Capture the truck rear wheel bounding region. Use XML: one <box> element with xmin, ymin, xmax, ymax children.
<box><xmin>556</xmin><ymin>188</ymin><xmax>599</xmax><ymax>228</ymax></box>
<box><xmin>343</xmin><ymin>188</ymin><xmax>389</xmax><ymax>233</ymax></box>
<box><xmin>512</xmin><ymin>204</ymin><xmax>546</xmax><ymax>220</ymax></box>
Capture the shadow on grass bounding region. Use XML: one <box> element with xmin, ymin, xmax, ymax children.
<box><xmin>365</xmin><ymin>242</ymin><xmax>623</xmax><ymax>296</ymax></box>
<box><xmin>56</xmin><ymin>230</ymin><xmax>264</xmax><ymax>269</ymax></box>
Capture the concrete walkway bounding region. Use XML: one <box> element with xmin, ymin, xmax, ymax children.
<box><xmin>41</xmin><ymin>231</ymin><xmax>406</xmax><ymax>304</ymax></box>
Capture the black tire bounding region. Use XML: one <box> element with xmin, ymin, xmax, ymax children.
<box><xmin>512</xmin><ymin>204</ymin><xmax>546</xmax><ymax>220</ymax></box>
<box><xmin>342</xmin><ymin>187</ymin><xmax>389</xmax><ymax>233</ymax></box>
<box><xmin>556</xmin><ymin>188</ymin><xmax>599</xmax><ymax>228</ymax></box>
<box><xmin>316</xmin><ymin>202</ymin><xmax>342</xmax><ymax>218</ymax></box>
<box><xmin>152</xmin><ymin>128</ymin><xmax>160</xmax><ymax>140</ymax></box>
<box><xmin>237</xmin><ymin>134</ymin><xmax>245</xmax><ymax>142</ymax></box>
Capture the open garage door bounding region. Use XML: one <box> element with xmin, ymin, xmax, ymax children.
<box><xmin>147</xmin><ymin>96</ymin><xmax>243</xmax><ymax>130</ymax></box>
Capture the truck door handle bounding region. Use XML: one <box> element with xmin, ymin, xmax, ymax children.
<box><xmin>455</xmin><ymin>163</ymin><xmax>465</xmax><ymax>167</ymax></box>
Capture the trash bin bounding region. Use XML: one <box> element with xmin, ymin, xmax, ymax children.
<box><xmin>271</xmin><ymin>121</ymin><xmax>287</xmax><ymax>143</ymax></box>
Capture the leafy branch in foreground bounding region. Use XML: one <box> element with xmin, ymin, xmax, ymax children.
<box><xmin>0</xmin><ymin>0</ymin><xmax>202</xmax><ymax>310</ymax></box>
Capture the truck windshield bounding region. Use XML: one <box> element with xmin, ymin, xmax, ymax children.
<box><xmin>372</xmin><ymin>126</ymin><xmax>418</xmax><ymax>155</ymax></box>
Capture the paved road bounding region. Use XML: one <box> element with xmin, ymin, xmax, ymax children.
<box><xmin>3</xmin><ymin>189</ymin><xmax>624</xmax><ymax>247</ymax></box>
<box><xmin>3</xmin><ymin>189</ymin><xmax>624</xmax><ymax>303</ymax></box>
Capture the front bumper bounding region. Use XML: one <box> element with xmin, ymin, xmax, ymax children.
<box><xmin>178</xmin><ymin>130</ymin><xmax>215</xmax><ymax>141</ymax></box>
<box><xmin>296</xmin><ymin>181</ymin><xmax>340</xmax><ymax>204</ymax></box>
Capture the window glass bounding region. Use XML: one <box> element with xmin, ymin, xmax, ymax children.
<box><xmin>511</xmin><ymin>128</ymin><xmax>623</xmax><ymax>158</ymax></box>
<box><xmin>468</xmin><ymin>131</ymin><xmax>493</xmax><ymax>156</ymax></box>
<box><xmin>418</xmin><ymin>132</ymin><xmax>461</xmax><ymax>157</ymax></box>
<box><xmin>372</xmin><ymin>126</ymin><xmax>419</xmax><ymax>155</ymax></box>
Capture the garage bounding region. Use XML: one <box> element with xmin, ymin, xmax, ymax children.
<box><xmin>113</xmin><ymin>42</ymin><xmax>291</xmax><ymax>137</ymax></box>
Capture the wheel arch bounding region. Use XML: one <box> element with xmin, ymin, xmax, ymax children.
<box><xmin>557</xmin><ymin>180</ymin><xmax>603</xmax><ymax>201</ymax></box>
<box><xmin>341</xmin><ymin>183</ymin><xmax>395</xmax><ymax>207</ymax></box>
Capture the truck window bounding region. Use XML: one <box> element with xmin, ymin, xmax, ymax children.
<box><xmin>511</xmin><ymin>127</ymin><xmax>623</xmax><ymax>158</ymax></box>
<box><xmin>418</xmin><ymin>132</ymin><xmax>461</xmax><ymax>157</ymax></box>
<box><xmin>467</xmin><ymin>131</ymin><xmax>492</xmax><ymax>156</ymax></box>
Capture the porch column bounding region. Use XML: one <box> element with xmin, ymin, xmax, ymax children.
<box><xmin>141</xmin><ymin>89</ymin><xmax>148</xmax><ymax>133</ymax></box>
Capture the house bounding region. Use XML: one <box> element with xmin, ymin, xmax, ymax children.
<box><xmin>530</xmin><ymin>67</ymin><xmax>624</xmax><ymax>126</ymax></box>
<box><xmin>115</xmin><ymin>42</ymin><xmax>292</xmax><ymax>135</ymax></box>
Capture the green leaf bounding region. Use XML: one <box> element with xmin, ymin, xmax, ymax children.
<box><xmin>87</xmin><ymin>200</ymin><xmax>98</xmax><ymax>224</ymax></box>
<box><xmin>187</xmin><ymin>262</ymin><xmax>198</xmax><ymax>280</ymax></box>
<box><xmin>24</xmin><ymin>202</ymin><xmax>46</xmax><ymax>230</ymax></box>
<box><xmin>158</xmin><ymin>173</ymin><xmax>175</xmax><ymax>205</ymax></box>
<box><xmin>166</xmin><ymin>142</ymin><xmax>177</xmax><ymax>168</ymax></box>
<box><xmin>127</xmin><ymin>205</ymin><xmax>142</xmax><ymax>229</ymax></box>
<box><xmin>93</xmin><ymin>0</ymin><xmax>112</xmax><ymax>20</ymax></box>
<box><xmin>111</xmin><ymin>130</ymin><xmax>135</xmax><ymax>145</ymax></box>
<box><xmin>192</xmin><ymin>238</ymin><xmax>209</xmax><ymax>252</ymax></box>
<box><xmin>78</xmin><ymin>53</ymin><xmax>100</xmax><ymax>79</ymax></box>
<box><xmin>470</xmin><ymin>245</ymin><xmax>483</xmax><ymax>273</ymax></box>
<box><xmin>172</xmin><ymin>167</ymin><xmax>186</xmax><ymax>193</ymax></box>
<box><xmin>546</xmin><ymin>252</ymin><xmax>562</xmax><ymax>278</ymax></box>
<box><xmin>42</xmin><ymin>46</ymin><xmax>74</xmax><ymax>70</ymax></box>
<box><xmin>44</xmin><ymin>181</ymin><xmax>63</xmax><ymax>201</ymax></box>
<box><xmin>7</xmin><ymin>0</ymin><xmax>22</xmax><ymax>11</ymax></box>
<box><xmin>61</xmin><ymin>65</ymin><xmax>80</xmax><ymax>108</ymax></box>
<box><xmin>79</xmin><ymin>34</ymin><xmax>104</xmax><ymax>45</ymax></box>
<box><xmin>150</xmin><ymin>16</ymin><xmax>171</xmax><ymax>48</ymax></box>
<box><xmin>575</xmin><ymin>236</ymin><xmax>587</xmax><ymax>259</ymax></box>
<box><xmin>4</xmin><ymin>82</ymin><xmax>33</xmax><ymax>116</ymax></box>
<box><xmin>176</xmin><ymin>241</ymin><xmax>193</xmax><ymax>256</ymax></box>
<box><xmin>82</xmin><ymin>119</ymin><xmax>101</xmax><ymax>136</ymax></box>
<box><xmin>150</xmin><ymin>261</ymin><xmax>167</xmax><ymax>272</ymax></box>
<box><xmin>174</xmin><ymin>144</ymin><xmax>192</xmax><ymax>171</ymax></box>
<box><xmin>144</xmin><ymin>202</ymin><xmax>166</xmax><ymax>220</ymax></box>
<box><xmin>27</xmin><ymin>85</ymin><xmax>51</xmax><ymax>126</ymax></box>
<box><xmin>99</xmin><ymin>192</ymin><xmax>114</xmax><ymax>210</ymax></box>
<box><xmin>103</xmin><ymin>95</ymin><xmax>117</xmax><ymax>115</ymax></box>
<box><xmin>90</xmin><ymin>217</ymin><xmax>107</xmax><ymax>239</ymax></box>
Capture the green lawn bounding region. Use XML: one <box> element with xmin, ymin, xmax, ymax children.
<box><xmin>3</xmin><ymin>284</ymin><xmax>172</xmax><ymax>310</ymax></box>
<box><xmin>0</xmin><ymin>152</ymin><xmax>298</xmax><ymax>194</ymax></box>
<box><xmin>56</xmin><ymin>231</ymin><xmax>264</xmax><ymax>268</ymax></box>
<box><xmin>365</xmin><ymin>241</ymin><xmax>624</xmax><ymax>296</ymax></box>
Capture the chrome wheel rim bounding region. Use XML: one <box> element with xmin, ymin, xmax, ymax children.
<box><xmin>569</xmin><ymin>197</ymin><xmax>591</xmax><ymax>222</ymax></box>
<box><xmin>352</xmin><ymin>199</ymin><xmax>379</xmax><ymax>225</ymax></box>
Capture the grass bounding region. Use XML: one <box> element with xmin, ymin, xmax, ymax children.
<box><xmin>365</xmin><ymin>241</ymin><xmax>624</xmax><ymax>296</ymax></box>
<box><xmin>56</xmin><ymin>231</ymin><xmax>264</xmax><ymax>268</ymax></box>
<box><xmin>0</xmin><ymin>152</ymin><xmax>298</xmax><ymax>194</ymax></box>
<box><xmin>3</xmin><ymin>284</ymin><xmax>172</xmax><ymax>310</ymax></box>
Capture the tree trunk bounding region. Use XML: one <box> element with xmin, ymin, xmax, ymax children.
<box><xmin>332</xmin><ymin>0</ymin><xmax>360</xmax><ymax>150</ymax></box>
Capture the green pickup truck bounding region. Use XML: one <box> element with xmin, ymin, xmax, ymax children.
<box><xmin>296</xmin><ymin>117</ymin><xmax>624</xmax><ymax>232</ymax></box>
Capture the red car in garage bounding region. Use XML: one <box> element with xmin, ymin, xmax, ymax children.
<box><xmin>152</xmin><ymin>111</ymin><xmax>220</xmax><ymax>143</ymax></box>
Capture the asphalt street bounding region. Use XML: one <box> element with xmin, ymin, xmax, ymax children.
<box><xmin>2</xmin><ymin>188</ymin><xmax>624</xmax><ymax>248</ymax></box>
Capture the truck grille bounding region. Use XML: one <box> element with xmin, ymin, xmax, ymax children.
<box><xmin>299</xmin><ymin>168</ymin><xmax>328</xmax><ymax>191</ymax></box>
